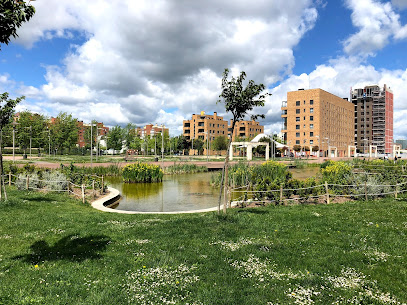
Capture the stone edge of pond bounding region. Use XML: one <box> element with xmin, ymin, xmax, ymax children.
<box><xmin>91</xmin><ymin>186</ymin><xmax>235</xmax><ymax>214</ymax></box>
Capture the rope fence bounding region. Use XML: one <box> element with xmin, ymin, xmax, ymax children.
<box><xmin>4</xmin><ymin>172</ymin><xmax>105</xmax><ymax>204</ymax></box>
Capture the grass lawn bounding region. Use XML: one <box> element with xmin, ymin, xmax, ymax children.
<box><xmin>1</xmin><ymin>188</ymin><xmax>406</xmax><ymax>304</ymax></box>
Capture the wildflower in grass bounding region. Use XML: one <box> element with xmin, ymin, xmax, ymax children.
<box><xmin>123</xmin><ymin>264</ymin><xmax>200</xmax><ymax>304</ymax></box>
<box><xmin>34</xmin><ymin>264</ymin><xmax>38</xmax><ymax>268</ymax></box>
<box><xmin>287</xmin><ymin>285</ymin><xmax>321</xmax><ymax>305</ymax></box>
<box><xmin>210</xmin><ymin>237</ymin><xmax>255</xmax><ymax>251</ymax></box>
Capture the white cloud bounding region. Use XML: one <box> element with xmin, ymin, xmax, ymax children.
<box><xmin>344</xmin><ymin>0</ymin><xmax>407</xmax><ymax>55</ymax></box>
<box><xmin>392</xmin><ymin>0</ymin><xmax>407</xmax><ymax>9</ymax></box>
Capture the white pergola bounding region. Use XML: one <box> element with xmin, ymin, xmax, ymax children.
<box><xmin>229</xmin><ymin>142</ymin><xmax>269</xmax><ymax>161</ymax></box>
<box><xmin>393</xmin><ymin>144</ymin><xmax>402</xmax><ymax>157</ymax></box>
<box><xmin>369</xmin><ymin>145</ymin><xmax>378</xmax><ymax>158</ymax></box>
<box><xmin>347</xmin><ymin>145</ymin><xmax>357</xmax><ymax>157</ymax></box>
<box><xmin>328</xmin><ymin>146</ymin><xmax>337</xmax><ymax>158</ymax></box>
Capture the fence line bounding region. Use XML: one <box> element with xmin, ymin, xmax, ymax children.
<box><xmin>228</xmin><ymin>179</ymin><xmax>406</xmax><ymax>206</ymax></box>
<box><xmin>5</xmin><ymin>172</ymin><xmax>105</xmax><ymax>203</ymax></box>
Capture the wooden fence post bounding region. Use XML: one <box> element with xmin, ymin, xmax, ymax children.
<box><xmin>325</xmin><ymin>181</ymin><xmax>330</xmax><ymax>204</ymax></box>
<box><xmin>395</xmin><ymin>184</ymin><xmax>398</xmax><ymax>199</ymax></box>
<box><xmin>26</xmin><ymin>175</ymin><xmax>29</xmax><ymax>190</ymax></box>
<box><xmin>67</xmin><ymin>180</ymin><xmax>70</xmax><ymax>193</ymax></box>
<box><xmin>100</xmin><ymin>176</ymin><xmax>104</xmax><ymax>194</ymax></box>
<box><xmin>81</xmin><ymin>184</ymin><xmax>85</xmax><ymax>204</ymax></box>
<box><xmin>280</xmin><ymin>184</ymin><xmax>283</xmax><ymax>205</ymax></box>
<box><xmin>9</xmin><ymin>172</ymin><xmax>11</xmax><ymax>187</ymax></box>
<box><xmin>92</xmin><ymin>180</ymin><xmax>95</xmax><ymax>199</ymax></box>
<box><xmin>364</xmin><ymin>181</ymin><xmax>368</xmax><ymax>201</ymax></box>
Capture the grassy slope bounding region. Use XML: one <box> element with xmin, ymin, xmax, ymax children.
<box><xmin>0</xmin><ymin>188</ymin><xmax>406</xmax><ymax>304</ymax></box>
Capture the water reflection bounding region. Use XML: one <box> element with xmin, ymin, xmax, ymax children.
<box><xmin>105</xmin><ymin>172</ymin><xmax>219</xmax><ymax>212</ymax></box>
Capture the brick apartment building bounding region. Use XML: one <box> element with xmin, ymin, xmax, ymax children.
<box><xmin>229</xmin><ymin>120</ymin><xmax>264</xmax><ymax>141</ymax></box>
<box><xmin>77</xmin><ymin>121</ymin><xmax>109</xmax><ymax>148</ymax></box>
<box><xmin>183</xmin><ymin>111</ymin><xmax>228</xmax><ymax>142</ymax></box>
<box><xmin>351</xmin><ymin>85</ymin><xmax>393</xmax><ymax>154</ymax></box>
<box><xmin>281</xmin><ymin>88</ymin><xmax>354</xmax><ymax>157</ymax></box>
<box><xmin>136</xmin><ymin>124</ymin><xmax>169</xmax><ymax>139</ymax></box>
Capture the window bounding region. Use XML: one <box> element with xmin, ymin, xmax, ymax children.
<box><xmin>296</xmin><ymin>125</ymin><xmax>300</xmax><ymax>130</ymax></box>
<box><xmin>310</xmin><ymin>116</ymin><xmax>314</xmax><ymax>121</ymax></box>
<box><xmin>303</xmin><ymin>109</ymin><xmax>306</xmax><ymax>113</ymax></box>
<box><xmin>310</xmin><ymin>100</ymin><xmax>314</xmax><ymax>105</ymax></box>
<box><xmin>303</xmin><ymin>116</ymin><xmax>306</xmax><ymax>120</ymax></box>
<box><xmin>303</xmin><ymin>100</ymin><xmax>306</xmax><ymax>105</ymax></box>
<box><xmin>296</xmin><ymin>117</ymin><xmax>300</xmax><ymax>122</ymax></box>
<box><xmin>310</xmin><ymin>124</ymin><xmax>314</xmax><ymax>129</ymax></box>
<box><xmin>296</xmin><ymin>140</ymin><xmax>300</xmax><ymax>145</ymax></box>
<box><xmin>296</xmin><ymin>132</ymin><xmax>300</xmax><ymax>137</ymax></box>
<box><xmin>296</xmin><ymin>101</ymin><xmax>300</xmax><ymax>106</ymax></box>
<box><xmin>310</xmin><ymin>108</ymin><xmax>314</xmax><ymax>113</ymax></box>
<box><xmin>310</xmin><ymin>140</ymin><xmax>314</xmax><ymax>145</ymax></box>
<box><xmin>310</xmin><ymin>132</ymin><xmax>314</xmax><ymax>137</ymax></box>
<box><xmin>296</xmin><ymin>109</ymin><xmax>300</xmax><ymax>114</ymax></box>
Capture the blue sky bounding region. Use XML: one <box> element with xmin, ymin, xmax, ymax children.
<box><xmin>1</xmin><ymin>0</ymin><xmax>407</xmax><ymax>138</ymax></box>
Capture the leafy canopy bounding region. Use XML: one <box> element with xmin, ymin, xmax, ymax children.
<box><xmin>217</xmin><ymin>68</ymin><xmax>268</xmax><ymax>123</ymax></box>
<box><xmin>0</xmin><ymin>0</ymin><xmax>35</xmax><ymax>50</ymax></box>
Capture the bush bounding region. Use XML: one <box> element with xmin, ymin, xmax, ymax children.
<box><xmin>42</xmin><ymin>171</ymin><xmax>68</xmax><ymax>191</ymax></box>
<box><xmin>122</xmin><ymin>162</ymin><xmax>163</xmax><ymax>183</ymax></box>
<box><xmin>15</xmin><ymin>173</ymin><xmax>41</xmax><ymax>190</ymax></box>
<box><xmin>165</xmin><ymin>164</ymin><xmax>208</xmax><ymax>174</ymax></box>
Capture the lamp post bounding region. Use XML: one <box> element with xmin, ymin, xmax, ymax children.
<box><xmin>11</xmin><ymin>121</ymin><xmax>18</xmax><ymax>163</ymax></box>
<box><xmin>161</xmin><ymin>125</ymin><xmax>164</xmax><ymax>167</ymax></box>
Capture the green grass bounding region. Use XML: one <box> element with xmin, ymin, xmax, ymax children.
<box><xmin>1</xmin><ymin>188</ymin><xmax>407</xmax><ymax>304</ymax></box>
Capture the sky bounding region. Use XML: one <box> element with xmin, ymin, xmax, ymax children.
<box><xmin>1</xmin><ymin>0</ymin><xmax>407</xmax><ymax>138</ymax></box>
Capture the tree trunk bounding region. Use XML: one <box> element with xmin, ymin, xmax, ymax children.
<box><xmin>218</xmin><ymin>119</ymin><xmax>236</xmax><ymax>214</ymax></box>
<box><xmin>0</xmin><ymin>129</ymin><xmax>5</xmax><ymax>200</ymax></box>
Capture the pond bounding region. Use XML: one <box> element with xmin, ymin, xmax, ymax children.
<box><xmin>106</xmin><ymin>166</ymin><xmax>321</xmax><ymax>213</ymax></box>
<box><xmin>106</xmin><ymin>172</ymin><xmax>219</xmax><ymax>212</ymax></box>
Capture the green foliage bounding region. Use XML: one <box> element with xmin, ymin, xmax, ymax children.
<box><xmin>192</xmin><ymin>138</ymin><xmax>204</xmax><ymax>154</ymax></box>
<box><xmin>107</xmin><ymin>125</ymin><xmax>123</xmax><ymax>150</ymax></box>
<box><xmin>15</xmin><ymin>111</ymin><xmax>47</xmax><ymax>152</ymax></box>
<box><xmin>165</xmin><ymin>163</ymin><xmax>208</xmax><ymax>174</ymax></box>
<box><xmin>49</xmin><ymin>112</ymin><xmax>79</xmax><ymax>153</ymax></box>
<box><xmin>211</xmin><ymin>136</ymin><xmax>228</xmax><ymax>152</ymax></box>
<box><xmin>122</xmin><ymin>162</ymin><xmax>163</xmax><ymax>183</ymax></box>
<box><xmin>321</xmin><ymin>161</ymin><xmax>353</xmax><ymax>184</ymax></box>
<box><xmin>0</xmin><ymin>0</ymin><xmax>35</xmax><ymax>50</ymax></box>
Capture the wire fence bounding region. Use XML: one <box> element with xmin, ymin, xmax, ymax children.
<box><xmin>228</xmin><ymin>180</ymin><xmax>407</xmax><ymax>207</ymax></box>
<box><xmin>4</xmin><ymin>172</ymin><xmax>105</xmax><ymax>203</ymax></box>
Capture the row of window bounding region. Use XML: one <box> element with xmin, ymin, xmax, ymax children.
<box><xmin>296</xmin><ymin>108</ymin><xmax>314</xmax><ymax>114</ymax></box>
<box><xmin>296</xmin><ymin>100</ymin><xmax>314</xmax><ymax>106</ymax></box>
<box><xmin>296</xmin><ymin>132</ymin><xmax>314</xmax><ymax>137</ymax></box>
<box><xmin>295</xmin><ymin>140</ymin><xmax>314</xmax><ymax>145</ymax></box>
<box><xmin>296</xmin><ymin>124</ymin><xmax>314</xmax><ymax>129</ymax></box>
<box><xmin>296</xmin><ymin>116</ymin><xmax>313</xmax><ymax>122</ymax></box>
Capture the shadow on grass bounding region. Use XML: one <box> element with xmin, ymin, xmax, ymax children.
<box><xmin>20</xmin><ymin>196</ymin><xmax>56</xmax><ymax>202</ymax></box>
<box><xmin>237</xmin><ymin>208</ymin><xmax>269</xmax><ymax>214</ymax></box>
<box><xmin>13</xmin><ymin>234</ymin><xmax>111</xmax><ymax>263</ymax></box>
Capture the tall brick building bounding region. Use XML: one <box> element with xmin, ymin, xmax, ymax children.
<box><xmin>183</xmin><ymin>112</ymin><xmax>228</xmax><ymax>142</ymax></box>
<box><xmin>351</xmin><ymin>85</ymin><xmax>393</xmax><ymax>154</ymax></box>
<box><xmin>228</xmin><ymin>120</ymin><xmax>264</xmax><ymax>141</ymax></box>
<box><xmin>137</xmin><ymin>124</ymin><xmax>169</xmax><ymax>139</ymax></box>
<box><xmin>281</xmin><ymin>88</ymin><xmax>354</xmax><ymax>157</ymax></box>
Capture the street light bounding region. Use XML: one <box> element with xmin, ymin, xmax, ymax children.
<box><xmin>11</xmin><ymin>121</ymin><xmax>18</xmax><ymax>163</ymax></box>
<box><xmin>161</xmin><ymin>124</ymin><xmax>164</xmax><ymax>167</ymax></box>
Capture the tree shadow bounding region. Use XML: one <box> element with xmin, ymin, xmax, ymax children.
<box><xmin>237</xmin><ymin>208</ymin><xmax>269</xmax><ymax>214</ymax></box>
<box><xmin>13</xmin><ymin>234</ymin><xmax>111</xmax><ymax>263</ymax></box>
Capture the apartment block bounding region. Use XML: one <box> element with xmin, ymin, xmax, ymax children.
<box><xmin>136</xmin><ymin>124</ymin><xmax>169</xmax><ymax>139</ymax></box>
<box><xmin>77</xmin><ymin>121</ymin><xmax>109</xmax><ymax>148</ymax></box>
<box><xmin>183</xmin><ymin>111</ymin><xmax>228</xmax><ymax>142</ymax></box>
<box><xmin>351</xmin><ymin>85</ymin><xmax>393</xmax><ymax>154</ymax></box>
<box><xmin>228</xmin><ymin>120</ymin><xmax>264</xmax><ymax>141</ymax></box>
<box><xmin>281</xmin><ymin>88</ymin><xmax>354</xmax><ymax>157</ymax></box>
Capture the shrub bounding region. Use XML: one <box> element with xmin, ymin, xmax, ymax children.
<box><xmin>122</xmin><ymin>162</ymin><xmax>163</xmax><ymax>183</ymax></box>
<box><xmin>15</xmin><ymin>173</ymin><xmax>41</xmax><ymax>190</ymax></box>
<box><xmin>41</xmin><ymin>171</ymin><xmax>68</xmax><ymax>191</ymax></box>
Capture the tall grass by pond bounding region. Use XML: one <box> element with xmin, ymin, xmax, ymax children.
<box><xmin>0</xmin><ymin>188</ymin><xmax>406</xmax><ymax>304</ymax></box>
<box><xmin>164</xmin><ymin>163</ymin><xmax>208</xmax><ymax>174</ymax></box>
<box><xmin>122</xmin><ymin>162</ymin><xmax>163</xmax><ymax>183</ymax></box>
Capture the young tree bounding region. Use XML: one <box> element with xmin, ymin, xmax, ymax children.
<box><xmin>0</xmin><ymin>0</ymin><xmax>35</xmax><ymax>50</ymax></box>
<box><xmin>107</xmin><ymin>125</ymin><xmax>123</xmax><ymax>151</ymax></box>
<box><xmin>217</xmin><ymin>68</ymin><xmax>269</xmax><ymax>214</ymax></box>
<box><xmin>15</xmin><ymin>111</ymin><xmax>47</xmax><ymax>156</ymax></box>
<box><xmin>211</xmin><ymin>136</ymin><xmax>228</xmax><ymax>154</ymax></box>
<box><xmin>123</xmin><ymin>123</ymin><xmax>137</xmax><ymax>148</ymax></box>
<box><xmin>49</xmin><ymin>112</ymin><xmax>79</xmax><ymax>154</ymax></box>
<box><xmin>0</xmin><ymin>93</ymin><xmax>25</xmax><ymax>199</ymax></box>
<box><xmin>193</xmin><ymin>138</ymin><xmax>204</xmax><ymax>155</ymax></box>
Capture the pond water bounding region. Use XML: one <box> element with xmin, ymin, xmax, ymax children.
<box><xmin>106</xmin><ymin>166</ymin><xmax>321</xmax><ymax>212</ymax></box>
<box><xmin>106</xmin><ymin>172</ymin><xmax>219</xmax><ymax>212</ymax></box>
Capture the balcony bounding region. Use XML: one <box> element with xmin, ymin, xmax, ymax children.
<box><xmin>184</xmin><ymin>123</ymin><xmax>190</xmax><ymax>128</ymax></box>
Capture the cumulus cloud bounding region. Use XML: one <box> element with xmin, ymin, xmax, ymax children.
<box><xmin>10</xmin><ymin>0</ymin><xmax>320</xmax><ymax>133</ymax></box>
<box><xmin>343</xmin><ymin>0</ymin><xmax>407</xmax><ymax>55</ymax></box>
<box><xmin>392</xmin><ymin>0</ymin><xmax>407</xmax><ymax>9</ymax></box>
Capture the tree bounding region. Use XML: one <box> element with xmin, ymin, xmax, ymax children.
<box><xmin>123</xmin><ymin>123</ymin><xmax>137</xmax><ymax>149</ymax></box>
<box><xmin>0</xmin><ymin>0</ymin><xmax>35</xmax><ymax>50</ymax></box>
<box><xmin>193</xmin><ymin>138</ymin><xmax>204</xmax><ymax>155</ymax></box>
<box><xmin>255</xmin><ymin>136</ymin><xmax>273</xmax><ymax>156</ymax></box>
<box><xmin>217</xmin><ymin>68</ymin><xmax>269</xmax><ymax>213</ymax></box>
<box><xmin>15</xmin><ymin>111</ymin><xmax>47</xmax><ymax>155</ymax></box>
<box><xmin>107</xmin><ymin>125</ymin><xmax>123</xmax><ymax>151</ymax></box>
<box><xmin>178</xmin><ymin>136</ymin><xmax>190</xmax><ymax>154</ymax></box>
<box><xmin>49</xmin><ymin>112</ymin><xmax>79</xmax><ymax>154</ymax></box>
<box><xmin>211</xmin><ymin>136</ymin><xmax>228</xmax><ymax>154</ymax></box>
<box><xmin>0</xmin><ymin>93</ymin><xmax>24</xmax><ymax>199</ymax></box>
<box><xmin>293</xmin><ymin>145</ymin><xmax>301</xmax><ymax>152</ymax></box>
